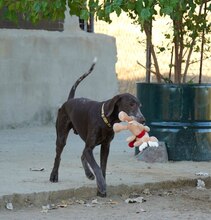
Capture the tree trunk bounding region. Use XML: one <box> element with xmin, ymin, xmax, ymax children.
<box><xmin>152</xmin><ymin>45</ymin><xmax>162</xmax><ymax>83</ymax></box>
<box><xmin>144</xmin><ymin>21</ymin><xmax>152</xmax><ymax>83</ymax></box>
<box><xmin>173</xmin><ymin>17</ymin><xmax>183</xmax><ymax>83</ymax></box>
<box><xmin>199</xmin><ymin>2</ymin><xmax>207</xmax><ymax>84</ymax></box>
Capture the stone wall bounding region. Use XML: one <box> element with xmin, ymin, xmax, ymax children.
<box><xmin>0</xmin><ymin>17</ymin><xmax>118</xmax><ymax>128</ymax></box>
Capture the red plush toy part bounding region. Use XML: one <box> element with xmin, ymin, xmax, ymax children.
<box><xmin>128</xmin><ymin>130</ymin><xmax>146</xmax><ymax>148</ymax></box>
<box><xmin>113</xmin><ymin>111</ymin><xmax>159</xmax><ymax>151</ymax></box>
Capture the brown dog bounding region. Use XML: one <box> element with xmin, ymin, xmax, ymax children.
<box><xmin>50</xmin><ymin>58</ymin><xmax>145</xmax><ymax>197</ymax></box>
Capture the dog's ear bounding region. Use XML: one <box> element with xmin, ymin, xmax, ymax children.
<box><xmin>104</xmin><ymin>95</ymin><xmax>121</xmax><ymax>117</ymax></box>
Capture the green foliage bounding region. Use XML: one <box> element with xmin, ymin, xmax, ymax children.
<box><xmin>0</xmin><ymin>0</ymin><xmax>210</xmax><ymax>83</ymax></box>
<box><xmin>0</xmin><ymin>0</ymin><xmax>66</xmax><ymax>23</ymax></box>
<box><xmin>0</xmin><ymin>0</ymin><xmax>210</xmax><ymax>34</ymax></box>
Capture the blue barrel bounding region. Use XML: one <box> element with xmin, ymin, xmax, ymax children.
<box><xmin>136</xmin><ymin>83</ymin><xmax>211</xmax><ymax>161</ymax></box>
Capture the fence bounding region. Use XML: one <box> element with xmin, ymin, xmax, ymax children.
<box><xmin>95</xmin><ymin>12</ymin><xmax>211</xmax><ymax>94</ymax></box>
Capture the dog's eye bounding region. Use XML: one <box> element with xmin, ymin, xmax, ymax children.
<box><xmin>130</xmin><ymin>103</ymin><xmax>135</xmax><ymax>107</ymax></box>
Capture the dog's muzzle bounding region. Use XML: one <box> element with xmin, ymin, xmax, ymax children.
<box><xmin>135</xmin><ymin>116</ymin><xmax>145</xmax><ymax>124</ymax></box>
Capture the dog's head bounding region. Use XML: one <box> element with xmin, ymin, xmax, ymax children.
<box><xmin>104</xmin><ymin>93</ymin><xmax>145</xmax><ymax>124</ymax></box>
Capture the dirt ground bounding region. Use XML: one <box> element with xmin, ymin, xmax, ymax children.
<box><xmin>1</xmin><ymin>186</ymin><xmax>211</xmax><ymax>220</ymax></box>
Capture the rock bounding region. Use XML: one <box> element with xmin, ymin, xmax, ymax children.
<box><xmin>135</xmin><ymin>142</ymin><xmax>168</xmax><ymax>163</ymax></box>
<box><xmin>196</xmin><ymin>179</ymin><xmax>206</xmax><ymax>190</ymax></box>
<box><xmin>125</xmin><ymin>196</ymin><xmax>145</xmax><ymax>204</ymax></box>
<box><xmin>6</xmin><ymin>202</ymin><xmax>13</xmax><ymax>210</ymax></box>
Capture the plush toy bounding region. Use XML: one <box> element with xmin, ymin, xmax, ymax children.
<box><xmin>113</xmin><ymin>111</ymin><xmax>159</xmax><ymax>152</ymax></box>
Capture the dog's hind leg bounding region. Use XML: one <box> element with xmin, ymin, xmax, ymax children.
<box><xmin>50</xmin><ymin>108</ymin><xmax>71</xmax><ymax>182</ymax></box>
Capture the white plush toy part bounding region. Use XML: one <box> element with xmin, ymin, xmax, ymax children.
<box><xmin>113</xmin><ymin>111</ymin><xmax>159</xmax><ymax>152</ymax></box>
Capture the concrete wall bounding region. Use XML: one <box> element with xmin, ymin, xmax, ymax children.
<box><xmin>0</xmin><ymin>17</ymin><xmax>118</xmax><ymax>129</ymax></box>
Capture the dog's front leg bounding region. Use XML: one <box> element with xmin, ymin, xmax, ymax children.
<box><xmin>82</xmin><ymin>147</ymin><xmax>106</xmax><ymax>197</ymax></box>
<box><xmin>81</xmin><ymin>154</ymin><xmax>95</xmax><ymax>180</ymax></box>
<box><xmin>100</xmin><ymin>142</ymin><xmax>110</xmax><ymax>179</ymax></box>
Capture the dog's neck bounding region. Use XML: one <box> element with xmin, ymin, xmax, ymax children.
<box><xmin>101</xmin><ymin>103</ymin><xmax>112</xmax><ymax>128</ymax></box>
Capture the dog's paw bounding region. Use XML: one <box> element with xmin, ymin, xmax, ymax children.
<box><xmin>97</xmin><ymin>190</ymin><xmax>107</xmax><ymax>198</ymax></box>
<box><xmin>97</xmin><ymin>180</ymin><xmax>107</xmax><ymax>197</ymax></box>
<box><xmin>84</xmin><ymin>168</ymin><xmax>95</xmax><ymax>180</ymax></box>
<box><xmin>49</xmin><ymin>172</ymin><xmax>59</xmax><ymax>183</ymax></box>
<box><xmin>86</xmin><ymin>172</ymin><xmax>95</xmax><ymax>180</ymax></box>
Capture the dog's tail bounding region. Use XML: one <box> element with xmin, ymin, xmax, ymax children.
<box><xmin>67</xmin><ymin>57</ymin><xmax>97</xmax><ymax>100</ymax></box>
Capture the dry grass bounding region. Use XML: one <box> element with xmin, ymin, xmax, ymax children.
<box><xmin>118</xmin><ymin>75</ymin><xmax>211</xmax><ymax>96</ymax></box>
<box><xmin>95</xmin><ymin>12</ymin><xmax>211</xmax><ymax>95</ymax></box>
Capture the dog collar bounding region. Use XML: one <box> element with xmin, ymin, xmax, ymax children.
<box><xmin>101</xmin><ymin>103</ymin><xmax>112</xmax><ymax>128</ymax></box>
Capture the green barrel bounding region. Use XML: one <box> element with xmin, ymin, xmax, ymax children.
<box><xmin>136</xmin><ymin>83</ymin><xmax>211</xmax><ymax>161</ymax></box>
